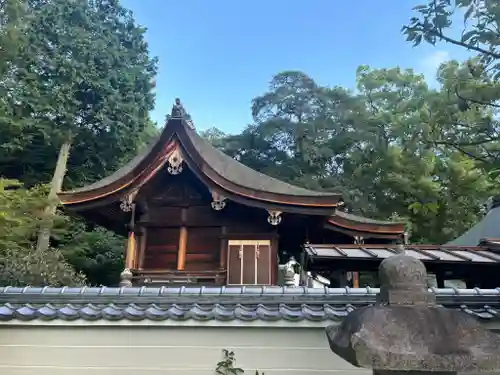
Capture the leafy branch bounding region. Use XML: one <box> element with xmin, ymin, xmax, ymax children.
<box><xmin>216</xmin><ymin>349</ymin><xmax>263</xmax><ymax>375</ymax></box>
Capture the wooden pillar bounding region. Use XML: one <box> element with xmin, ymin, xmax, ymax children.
<box><xmin>219</xmin><ymin>226</ymin><xmax>227</xmax><ymax>269</ymax></box>
<box><xmin>177</xmin><ymin>227</ymin><xmax>188</xmax><ymax>270</ymax></box>
<box><xmin>125</xmin><ymin>231</ymin><xmax>137</xmax><ymax>269</ymax></box>
<box><xmin>177</xmin><ymin>208</ymin><xmax>188</xmax><ymax>270</ymax></box>
<box><xmin>352</xmin><ymin>272</ymin><xmax>359</xmax><ymax>288</ymax></box>
<box><xmin>120</xmin><ymin>201</ymin><xmax>137</xmax><ymax>287</ymax></box>
<box><xmin>124</xmin><ymin>203</ymin><xmax>137</xmax><ymax>269</ymax></box>
<box><xmin>137</xmin><ymin>227</ymin><xmax>147</xmax><ymax>270</ymax></box>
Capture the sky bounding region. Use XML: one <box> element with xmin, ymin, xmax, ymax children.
<box><xmin>121</xmin><ymin>0</ymin><xmax>470</xmax><ymax>134</ymax></box>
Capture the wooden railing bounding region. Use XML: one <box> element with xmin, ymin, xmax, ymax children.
<box><xmin>132</xmin><ymin>269</ymin><xmax>227</xmax><ymax>286</ymax></box>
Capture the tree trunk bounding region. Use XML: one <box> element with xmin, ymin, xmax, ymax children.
<box><xmin>36</xmin><ymin>139</ymin><xmax>72</xmax><ymax>252</ymax></box>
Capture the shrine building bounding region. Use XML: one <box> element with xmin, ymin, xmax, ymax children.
<box><xmin>58</xmin><ymin>101</ymin><xmax>500</xmax><ymax>288</ymax></box>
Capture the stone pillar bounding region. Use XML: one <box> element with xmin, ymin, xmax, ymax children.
<box><xmin>325</xmin><ymin>253</ymin><xmax>500</xmax><ymax>375</ymax></box>
<box><xmin>283</xmin><ymin>256</ymin><xmax>298</xmax><ymax>286</ymax></box>
<box><xmin>119</xmin><ymin>268</ymin><xmax>132</xmax><ymax>287</ymax></box>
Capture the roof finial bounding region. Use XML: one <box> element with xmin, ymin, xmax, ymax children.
<box><xmin>168</xmin><ymin>98</ymin><xmax>195</xmax><ymax>130</ymax></box>
<box><xmin>171</xmin><ymin>98</ymin><xmax>186</xmax><ymax>118</ymax></box>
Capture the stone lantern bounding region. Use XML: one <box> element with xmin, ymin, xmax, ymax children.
<box><xmin>326</xmin><ymin>254</ymin><xmax>500</xmax><ymax>375</ymax></box>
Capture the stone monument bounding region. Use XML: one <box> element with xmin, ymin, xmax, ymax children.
<box><xmin>326</xmin><ymin>253</ymin><xmax>500</xmax><ymax>375</ymax></box>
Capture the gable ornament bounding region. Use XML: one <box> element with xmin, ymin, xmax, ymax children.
<box><xmin>211</xmin><ymin>191</ymin><xmax>227</xmax><ymax>211</ymax></box>
<box><xmin>267</xmin><ymin>210</ymin><xmax>282</xmax><ymax>226</ymax></box>
<box><xmin>119</xmin><ymin>190</ymin><xmax>138</xmax><ymax>212</ymax></box>
<box><xmin>167</xmin><ymin>147</ymin><xmax>184</xmax><ymax>175</ymax></box>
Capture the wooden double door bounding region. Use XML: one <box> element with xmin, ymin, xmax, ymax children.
<box><xmin>142</xmin><ymin>228</ymin><xmax>274</xmax><ymax>286</ymax></box>
<box><xmin>227</xmin><ymin>240</ymin><xmax>272</xmax><ymax>285</ymax></box>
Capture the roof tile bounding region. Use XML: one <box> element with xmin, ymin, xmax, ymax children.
<box><xmin>0</xmin><ymin>287</ymin><xmax>500</xmax><ymax>323</ymax></box>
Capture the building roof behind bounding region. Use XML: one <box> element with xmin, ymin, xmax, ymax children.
<box><xmin>305</xmin><ymin>244</ymin><xmax>500</xmax><ymax>264</ymax></box>
<box><xmin>448</xmin><ymin>198</ymin><xmax>500</xmax><ymax>246</ymax></box>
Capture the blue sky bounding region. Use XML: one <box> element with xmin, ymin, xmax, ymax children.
<box><xmin>121</xmin><ymin>0</ymin><xmax>469</xmax><ymax>134</ymax></box>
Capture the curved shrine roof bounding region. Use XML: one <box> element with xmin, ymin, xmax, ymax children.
<box><xmin>57</xmin><ymin>106</ymin><xmax>404</xmax><ymax>236</ymax></box>
<box><xmin>59</xmin><ymin>116</ymin><xmax>342</xmax><ymax>207</ymax></box>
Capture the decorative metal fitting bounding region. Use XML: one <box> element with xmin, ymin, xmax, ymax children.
<box><xmin>211</xmin><ymin>191</ymin><xmax>227</xmax><ymax>211</ymax></box>
<box><xmin>167</xmin><ymin>147</ymin><xmax>184</xmax><ymax>175</ymax></box>
<box><xmin>267</xmin><ymin>210</ymin><xmax>282</xmax><ymax>226</ymax></box>
<box><xmin>354</xmin><ymin>236</ymin><xmax>364</xmax><ymax>245</ymax></box>
<box><xmin>120</xmin><ymin>198</ymin><xmax>133</xmax><ymax>212</ymax></box>
<box><xmin>119</xmin><ymin>190</ymin><xmax>138</xmax><ymax>212</ymax></box>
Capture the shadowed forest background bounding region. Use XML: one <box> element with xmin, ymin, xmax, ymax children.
<box><xmin>0</xmin><ymin>0</ymin><xmax>499</xmax><ymax>286</ymax></box>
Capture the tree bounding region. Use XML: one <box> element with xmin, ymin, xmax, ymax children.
<box><xmin>0</xmin><ymin>0</ymin><xmax>158</xmax><ymax>251</ymax></box>
<box><xmin>59</xmin><ymin>223</ymin><xmax>125</xmax><ymax>286</ymax></box>
<box><xmin>424</xmin><ymin>60</ymin><xmax>500</xmax><ymax>170</ymax></box>
<box><xmin>0</xmin><ymin>179</ymin><xmax>85</xmax><ymax>286</ymax></box>
<box><xmin>339</xmin><ymin>66</ymin><xmax>495</xmax><ymax>243</ymax></box>
<box><xmin>200</xmin><ymin>127</ymin><xmax>228</xmax><ymax>149</ymax></box>
<box><xmin>219</xmin><ymin>68</ymin><xmax>495</xmax><ymax>244</ymax></box>
<box><xmin>403</xmin><ymin>0</ymin><xmax>499</xmax><ymax>80</ymax></box>
<box><xmin>242</xmin><ymin>71</ymin><xmax>354</xmax><ymax>190</ymax></box>
<box><xmin>403</xmin><ymin>0</ymin><xmax>500</xmax><ymax>168</ymax></box>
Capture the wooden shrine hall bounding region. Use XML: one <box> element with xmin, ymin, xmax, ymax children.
<box><xmin>57</xmin><ymin>100</ymin><xmax>500</xmax><ymax>288</ymax></box>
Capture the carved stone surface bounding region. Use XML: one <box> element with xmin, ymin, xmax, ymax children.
<box><xmin>119</xmin><ymin>268</ymin><xmax>133</xmax><ymax>287</ymax></box>
<box><xmin>377</xmin><ymin>254</ymin><xmax>435</xmax><ymax>306</ymax></box>
<box><xmin>325</xmin><ymin>253</ymin><xmax>500</xmax><ymax>372</ymax></box>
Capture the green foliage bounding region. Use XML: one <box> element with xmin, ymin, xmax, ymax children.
<box><xmin>59</xmin><ymin>222</ymin><xmax>125</xmax><ymax>286</ymax></box>
<box><xmin>1</xmin><ymin>0</ymin><xmax>500</xmax><ymax>284</ymax></box>
<box><xmin>200</xmin><ymin>127</ymin><xmax>229</xmax><ymax>149</ymax></box>
<box><xmin>0</xmin><ymin>0</ymin><xmax>154</xmax><ymax>285</ymax></box>
<box><xmin>346</xmin><ymin>66</ymin><xmax>494</xmax><ymax>243</ymax></box>
<box><xmin>403</xmin><ymin>0</ymin><xmax>500</xmax><ymax>169</ymax></box>
<box><xmin>216</xmin><ymin>350</ymin><xmax>244</xmax><ymax>375</ymax></box>
<box><xmin>215</xmin><ymin>349</ymin><xmax>263</xmax><ymax>375</ymax></box>
<box><xmin>0</xmin><ymin>0</ymin><xmax>158</xmax><ymax>188</ymax></box>
<box><xmin>0</xmin><ymin>179</ymin><xmax>85</xmax><ymax>286</ymax></box>
<box><xmin>404</xmin><ymin>0</ymin><xmax>499</xmax><ymax>78</ymax></box>
<box><xmin>212</xmin><ymin>67</ymin><xmax>495</xmax><ymax>244</ymax></box>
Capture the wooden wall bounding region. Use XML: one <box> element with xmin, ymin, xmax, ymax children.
<box><xmin>136</xmin><ymin>174</ymin><xmax>278</xmax><ymax>281</ymax></box>
<box><xmin>144</xmin><ymin>205</ymin><xmax>273</xmax><ymax>232</ymax></box>
<box><xmin>185</xmin><ymin>227</ymin><xmax>221</xmax><ymax>271</ymax></box>
<box><xmin>139</xmin><ymin>204</ymin><xmax>277</xmax><ymax>280</ymax></box>
<box><xmin>143</xmin><ymin>228</ymin><xmax>179</xmax><ymax>269</ymax></box>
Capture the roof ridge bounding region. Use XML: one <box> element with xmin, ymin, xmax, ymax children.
<box><xmin>1</xmin><ymin>286</ymin><xmax>499</xmax><ymax>297</ymax></box>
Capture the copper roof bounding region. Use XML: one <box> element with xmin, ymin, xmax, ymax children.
<box><xmin>60</xmin><ymin>117</ymin><xmax>341</xmax><ymax>202</ymax></box>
